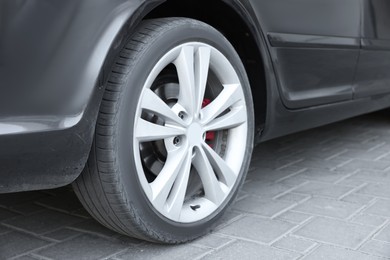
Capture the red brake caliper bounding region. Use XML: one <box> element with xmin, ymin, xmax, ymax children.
<box><xmin>202</xmin><ymin>99</ymin><xmax>215</xmax><ymax>146</ymax></box>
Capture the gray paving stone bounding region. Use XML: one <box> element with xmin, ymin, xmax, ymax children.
<box><xmin>351</xmin><ymin>214</ymin><xmax>387</xmax><ymax>227</ymax></box>
<box><xmin>0</xmin><ymin>231</ymin><xmax>50</xmax><ymax>259</ymax></box>
<box><xmin>0</xmin><ymin>192</ymin><xmax>44</xmax><ymax>207</ymax></box>
<box><xmin>358</xmin><ymin>183</ymin><xmax>390</xmax><ymax>198</ymax></box>
<box><xmin>293</xmin><ymin>197</ymin><xmax>363</xmax><ymax>219</ymax></box>
<box><xmin>10</xmin><ymin>203</ymin><xmax>45</xmax><ymax>216</ymax></box>
<box><xmin>243</xmin><ymin>181</ymin><xmax>295</xmax><ymax>198</ymax></box>
<box><xmin>116</xmin><ymin>243</ymin><xmax>208</xmax><ymax>260</ymax></box>
<box><xmin>293</xmin><ymin>169</ymin><xmax>348</xmax><ymax>183</ymax></box>
<box><xmin>232</xmin><ymin>196</ymin><xmax>295</xmax><ymax>217</ymax></box>
<box><xmin>0</xmin><ymin>207</ymin><xmax>19</xmax><ymax>221</ymax></box>
<box><xmin>293</xmin><ymin>182</ymin><xmax>353</xmax><ymax>198</ymax></box>
<box><xmin>43</xmin><ymin>228</ymin><xmax>81</xmax><ymax>241</ymax></box>
<box><xmin>341</xmin><ymin>193</ymin><xmax>375</xmax><ymax>205</ymax></box>
<box><xmin>363</xmin><ymin>199</ymin><xmax>390</xmax><ymax>217</ymax></box>
<box><xmin>70</xmin><ymin>219</ymin><xmax>118</xmax><ymax>237</ymax></box>
<box><xmin>303</xmin><ymin>245</ymin><xmax>385</xmax><ymax>260</ymax></box>
<box><xmin>3</xmin><ymin>210</ymin><xmax>84</xmax><ymax>235</ymax></box>
<box><xmin>202</xmin><ymin>240</ymin><xmax>300</xmax><ymax>260</ymax></box>
<box><xmin>360</xmin><ymin>240</ymin><xmax>390</xmax><ymax>258</ymax></box>
<box><xmin>192</xmin><ymin>234</ymin><xmax>233</xmax><ymax>249</ymax></box>
<box><xmin>294</xmin><ymin>218</ymin><xmax>375</xmax><ymax>248</ymax></box>
<box><xmin>337</xmin><ymin>159</ymin><xmax>390</xmax><ymax>171</ymax></box>
<box><xmin>347</xmin><ymin>170</ymin><xmax>390</xmax><ymax>184</ymax></box>
<box><xmin>218</xmin><ymin>216</ymin><xmax>295</xmax><ymax>243</ymax></box>
<box><xmin>276</xmin><ymin>193</ymin><xmax>310</xmax><ymax>203</ymax></box>
<box><xmin>375</xmin><ymin>225</ymin><xmax>390</xmax><ymax>243</ymax></box>
<box><xmin>272</xmin><ymin>236</ymin><xmax>316</xmax><ymax>253</ymax></box>
<box><xmin>13</xmin><ymin>255</ymin><xmax>39</xmax><ymax>260</ymax></box>
<box><xmin>37</xmin><ymin>234</ymin><xmax>127</xmax><ymax>260</ymax></box>
<box><xmin>0</xmin><ymin>224</ymin><xmax>10</xmax><ymax>235</ymax></box>
<box><xmin>276</xmin><ymin>211</ymin><xmax>312</xmax><ymax>224</ymax></box>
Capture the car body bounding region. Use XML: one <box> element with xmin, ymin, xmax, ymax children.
<box><xmin>1</xmin><ymin>0</ymin><xmax>389</xmax><ymax>242</ymax></box>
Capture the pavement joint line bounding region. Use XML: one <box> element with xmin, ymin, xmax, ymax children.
<box><xmin>26</xmin><ymin>253</ymin><xmax>53</xmax><ymax>260</ymax></box>
<box><xmin>274</xmin><ymin>168</ymin><xmax>308</xmax><ymax>183</ymax></box>
<box><xmin>276</xmin><ymin>158</ymin><xmax>305</xmax><ymax>171</ymax></box>
<box><xmin>374</xmin><ymin>151</ymin><xmax>390</xmax><ymax>161</ymax></box>
<box><xmin>347</xmin><ymin>196</ymin><xmax>378</xmax><ymax>221</ymax></box>
<box><xmin>338</xmin><ymin>182</ymin><xmax>368</xmax><ymax>201</ymax></box>
<box><xmin>101</xmin><ymin>247</ymin><xmax>134</xmax><ymax>260</ymax></box>
<box><xmin>270</xmin><ymin>202</ymin><xmax>299</xmax><ymax>219</ymax></box>
<box><xmin>213</xmin><ymin>213</ymin><xmax>245</xmax><ymax>232</ymax></box>
<box><xmin>368</xmin><ymin>141</ymin><xmax>386</xmax><ymax>152</ymax></box>
<box><xmin>193</xmin><ymin>239</ymin><xmax>236</xmax><ymax>260</ymax></box>
<box><xmin>382</xmin><ymin>164</ymin><xmax>390</xmax><ymax>172</ymax></box>
<box><xmin>325</xmin><ymin>149</ymin><xmax>348</xmax><ymax>161</ymax></box>
<box><xmin>334</xmin><ymin>169</ymin><xmax>360</xmax><ymax>185</ymax></box>
<box><xmin>288</xmin><ymin>235</ymin><xmax>320</xmax><ymax>254</ymax></box>
<box><xmin>272</xmin><ymin>181</ymin><xmax>310</xmax><ymax>200</ymax></box>
<box><xmin>355</xmin><ymin>220</ymin><xmax>390</xmax><ymax>251</ymax></box>
<box><xmin>1</xmin><ymin>222</ymin><xmax>59</xmax><ymax>243</ymax></box>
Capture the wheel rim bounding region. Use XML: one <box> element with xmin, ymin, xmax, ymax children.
<box><xmin>133</xmin><ymin>42</ymin><xmax>248</xmax><ymax>223</ymax></box>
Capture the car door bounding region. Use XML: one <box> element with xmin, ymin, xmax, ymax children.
<box><xmin>248</xmin><ymin>0</ymin><xmax>361</xmax><ymax>109</ymax></box>
<box><xmin>354</xmin><ymin>0</ymin><xmax>390</xmax><ymax>98</ymax></box>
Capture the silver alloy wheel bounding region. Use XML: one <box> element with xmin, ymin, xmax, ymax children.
<box><xmin>133</xmin><ymin>42</ymin><xmax>248</xmax><ymax>223</ymax></box>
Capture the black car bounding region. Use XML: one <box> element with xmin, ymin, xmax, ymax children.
<box><xmin>1</xmin><ymin>0</ymin><xmax>389</xmax><ymax>243</ymax></box>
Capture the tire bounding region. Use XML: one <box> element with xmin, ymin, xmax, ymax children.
<box><xmin>72</xmin><ymin>18</ymin><xmax>254</xmax><ymax>243</ymax></box>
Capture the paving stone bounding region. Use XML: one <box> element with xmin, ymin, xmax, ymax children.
<box><xmin>192</xmin><ymin>234</ymin><xmax>233</xmax><ymax>249</ymax></box>
<box><xmin>0</xmin><ymin>224</ymin><xmax>10</xmax><ymax>235</ymax></box>
<box><xmin>36</xmin><ymin>192</ymin><xmax>83</xmax><ymax>213</ymax></box>
<box><xmin>13</xmin><ymin>255</ymin><xmax>39</xmax><ymax>260</ymax></box>
<box><xmin>0</xmin><ymin>192</ymin><xmax>44</xmax><ymax>207</ymax></box>
<box><xmin>70</xmin><ymin>219</ymin><xmax>118</xmax><ymax>237</ymax></box>
<box><xmin>341</xmin><ymin>193</ymin><xmax>375</xmax><ymax>205</ymax></box>
<box><xmin>276</xmin><ymin>193</ymin><xmax>310</xmax><ymax>203</ymax></box>
<box><xmin>293</xmin><ymin>169</ymin><xmax>348</xmax><ymax>183</ymax></box>
<box><xmin>243</xmin><ymin>181</ymin><xmax>296</xmax><ymax>198</ymax></box>
<box><xmin>218</xmin><ymin>216</ymin><xmax>295</xmax><ymax>243</ymax></box>
<box><xmin>232</xmin><ymin>196</ymin><xmax>295</xmax><ymax>217</ymax></box>
<box><xmin>3</xmin><ymin>210</ymin><xmax>84</xmax><ymax>235</ymax></box>
<box><xmin>337</xmin><ymin>159</ymin><xmax>390</xmax><ymax>171</ymax></box>
<box><xmin>347</xmin><ymin>170</ymin><xmax>390</xmax><ymax>184</ymax></box>
<box><xmin>0</xmin><ymin>231</ymin><xmax>50</xmax><ymax>259</ymax></box>
<box><xmin>0</xmin><ymin>207</ymin><xmax>18</xmax><ymax>221</ymax></box>
<box><xmin>293</xmin><ymin>182</ymin><xmax>353</xmax><ymax>198</ymax></box>
<box><xmin>116</xmin><ymin>243</ymin><xmax>208</xmax><ymax>260</ymax></box>
<box><xmin>360</xmin><ymin>240</ymin><xmax>390</xmax><ymax>258</ymax></box>
<box><xmin>294</xmin><ymin>218</ymin><xmax>375</xmax><ymax>248</ymax></box>
<box><xmin>351</xmin><ymin>214</ymin><xmax>387</xmax><ymax>227</ymax></box>
<box><xmin>37</xmin><ymin>234</ymin><xmax>127</xmax><ymax>260</ymax></box>
<box><xmin>43</xmin><ymin>228</ymin><xmax>81</xmax><ymax>241</ymax></box>
<box><xmin>276</xmin><ymin>211</ymin><xmax>312</xmax><ymax>224</ymax></box>
<box><xmin>202</xmin><ymin>240</ymin><xmax>300</xmax><ymax>260</ymax></box>
<box><xmin>10</xmin><ymin>203</ymin><xmax>45</xmax><ymax>216</ymax></box>
<box><xmin>363</xmin><ymin>199</ymin><xmax>390</xmax><ymax>217</ymax></box>
<box><xmin>272</xmin><ymin>236</ymin><xmax>316</xmax><ymax>253</ymax></box>
<box><xmin>293</xmin><ymin>197</ymin><xmax>363</xmax><ymax>219</ymax></box>
<box><xmin>358</xmin><ymin>183</ymin><xmax>390</xmax><ymax>198</ymax></box>
<box><xmin>375</xmin><ymin>225</ymin><xmax>390</xmax><ymax>243</ymax></box>
<box><xmin>303</xmin><ymin>245</ymin><xmax>385</xmax><ymax>260</ymax></box>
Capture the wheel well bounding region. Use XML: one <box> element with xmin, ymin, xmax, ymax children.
<box><xmin>146</xmin><ymin>0</ymin><xmax>267</xmax><ymax>135</ymax></box>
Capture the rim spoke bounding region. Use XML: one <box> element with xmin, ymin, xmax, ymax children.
<box><xmin>204</xmin><ymin>105</ymin><xmax>246</xmax><ymax>132</ymax></box>
<box><xmin>135</xmin><ymin>118</ymin><xmax>185</xmax><ymax>142</ymax></box>
<box><xmin>166</xmin><ymin>150</ymin><xmax>192</xmax><ymax>220</ymax></box>
<box><xmin>193</xmin><ymin>147</ymin><xmax>226</xmax><ymax>205</ymax></box>
<box><xmin>140</xmin><ymin>89</ymin><xmax>185</xmax><ymax>126</ymax></box>
<box><xmin>201</xmin><ymin>84</ymin><xmax>242</xmax><ymax>125</ymax></box>
<box><xmin>175</xmin><ymin>46</ymin><xmax>196</xmax><ymax>115</ymax></box>
<box><xmin>202</xmin><ymin>142</ymin><xmax>237</xmax><ymax>187</ymax></box>
<box><xmin>150</xmin><ymin>147</ymin><xmax>189</xmax><ymax>211</ymax></box>
<box><xmin>194</xmin><ymin>47</ymin><xmax>211</xmax><ymax>116</ymax></box>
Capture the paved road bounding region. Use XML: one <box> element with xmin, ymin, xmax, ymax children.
<box><xmin>1</xmin><ymin>112</ymin><xmax>390</xmax><ymax>259</ymax></box>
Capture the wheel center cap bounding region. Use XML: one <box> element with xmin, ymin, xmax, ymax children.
<box><xmin>187</xmin><ymin>123</ymin><xmax>203</xmax><ymax>146</ymax></box>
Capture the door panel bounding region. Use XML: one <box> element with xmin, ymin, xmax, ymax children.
<box><xmin>249</xmin><ymin>0</ymin><xmax>361</xmax><ymax>109</ymax></box>
<box><xmin>354</xmin><ymin>0</ymin><xmax>390</xmax><ymax>98</ymax></box>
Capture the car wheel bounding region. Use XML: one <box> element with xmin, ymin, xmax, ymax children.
<box><xmin>73</xmin><ymin>18</ymin><xmax>254</xmax><ymax>243</ymax></box>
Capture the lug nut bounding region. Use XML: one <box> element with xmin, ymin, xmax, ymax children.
<box><xmin>173</xmin><ymin>136</ymin><xmax>181</xmax><ymax>146</ymax></box>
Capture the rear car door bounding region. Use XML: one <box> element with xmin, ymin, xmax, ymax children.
<box><xmin>249</xmin><ymin>0</ymin><xmax>361</xmax><ymax>109</ymax></box>
<box><xmin>354</xmin><ymin>0</ymin><xmax>390</xmax><ymax>98</ymax></box>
